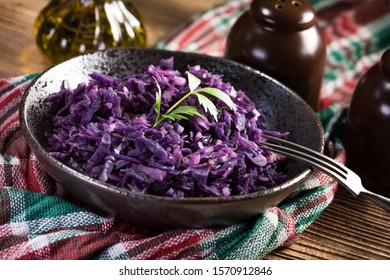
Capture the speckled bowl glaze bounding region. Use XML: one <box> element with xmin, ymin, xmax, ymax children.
<box><xmin>19</xmin><ymin>47</ymin><xmax>324</xmax><ymax>229</ymax></box>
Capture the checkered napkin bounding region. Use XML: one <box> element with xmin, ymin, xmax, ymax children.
<box><xmin>0</xmin><ymin>0</ymin><xmax>389</xmax><ymax>260</ymax></box>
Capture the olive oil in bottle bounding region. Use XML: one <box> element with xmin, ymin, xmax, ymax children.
<box><xmin>34</xmin><ymin>0</ymin><xmax>147</xmax><ymax>64</ymax></box>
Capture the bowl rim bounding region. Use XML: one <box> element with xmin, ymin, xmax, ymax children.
<box><xmin>19</xmin><ymin>47</ymin><xmax>324</xmax><ymax>204</ymax></box>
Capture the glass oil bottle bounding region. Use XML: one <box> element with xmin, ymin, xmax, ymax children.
<box><xmin>34</xmin><ymin>0</ymin><xmax>147</xmax><ymax>64</ymax></box>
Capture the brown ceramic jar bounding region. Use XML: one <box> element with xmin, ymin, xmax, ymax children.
<box><xmin>224</xmin><ymin>0</ymin><xmax>326</xmax><ymax>111</ymax></box>
<box><xmin>343</xmin><ymin>48</ymin><xmax>390</xmax><ymax>198</ymax></box>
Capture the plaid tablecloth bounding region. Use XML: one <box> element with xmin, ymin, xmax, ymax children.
<box><xmin>0</xmin><ymin>0</ymin><xmax>389</xmax><ymax>259</ymax></box>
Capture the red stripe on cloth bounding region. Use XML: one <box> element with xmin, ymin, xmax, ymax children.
<box><xmin>0</xmin><ymin>112</ymin><xmax>19</xmax><ymax>148</ymax></box>
<box><xmin>313</xmin><ymin>149</ymin><xmax>346</xmax><ymax>186</ymax></box>
<box><xmin>24</xmin><ymin>156</ymin><xmax>45</xmax><ymax>193</ymax></box>
<box><xmin>0</xmin><ymin>111</ymin><xmax>18</xmax><ymax>133</ymax></box>
<box><xmin>0</xmin><ymin>224</ymin><xmax>12</xmax><ymax>237</ymax></box>
<box><xmin>173</xmin><ymin>0</ymin><xmax>248</xmax><ymax>49</ymax></box>
<box><xmin>343</xmin><ymin>79</ymin><xmax>358</xmax><ymax>93</ymax></box>
<box><xmin>290</xmin><ymin>184</ymin><xmax>338</xmax><ymax>219</ymax></box>
<box><xmin>172</xmin><ymin>232</ymin><xmax>214</xmax><ymax>260</ymax></box>
<box><xmin>0</xmin><ymin>191</ymin><xmax>11</xmax><ymax>224</ymax></box>
<box><xmin>224</xmin><ymin>2</ymin><xmax>245</xmax><ymax>14</ymax></box>
<box><xmin>320</xmin><ymin>9</ymin><xmax>361</xmax><ymax>44</ymax></box>
<box><xmin>109</xmin><ymin>221</ymin><xmax>151</xmax><ymax>240</ymax></box>
<box><xmin>0</xmin><ymin>86</ymin><xmax>23</xmax><ymax>113</ymax></box>
<box><xmin>34</xmin><ymin>232</ymin><xmax>119</xmax><ymax>260</ymax></box>
<box><xmin>176</xmin><ymin>20</ymin><xmax>211</xmax><ymax>49</ymax></box>
<box><xmin>319</xmin><ymin>59</ymin><xmax>376</xmax><ymax>110</ymax></box>
<box><xmin>322</xmin><ymin>28</ymin><xmax>335</xmax><ymax>45</ymax></box>
<box><xmin>123</xmin><ymin>230</ymin><xmax>206</xmax><ymax>259</ymax></box>
<box><xmin>0</xmin><ymin>237</ymin><xmax>32</xmax><ymax>260</ymax></box>
<box><xmin>196</xmin><ymin>38</ymin><xmax>227</xmax><ymax>57</ymax></box>
<box><xmin>132</xmin><ymin>230</ymin><xmax>206</xmax><ymax>260</ymax></box>
<box><xmin>320</xmin><ymin>84</ymin><xmax>352</xmax><ymax>110</ymax></box>
<box><xmin>157</xmin><ymin>1</ymin><xmax>244</xmax><ymax>49</ymax></box>
<box><xmin>0</xmin><ymin>166</ymin><xmax>5</xmax><ymax>189</ymax></box>
<box><xmin>320</xmin><ymin>91</ymin><xmax>352</xmax><ymax>109</ymax></box>
<box><xmin>189</xmin><ymin>28</ymin><xmax>226</xmax><ymax>50</ymax></box>
<box><xmin>0</xmin><ymin>80</ymin><xmax>30</xmax><ymax>120</ymax></box>
<box><xmin>123</xmin><ymin>232</ymin><xmax>185</xmax><ymax>259</ymax></box>
<box><xmin>0</xmin><ymin>80</ymin><xmax>11</xmax><ymax>92</ymax></box>
<box><xmin>5</xmin><ymin>132</ymin><xmax>29</xmax><ymax>159</ymax></box>
<box><xmin>270</xmin><ymin>207</ymin><xmax>296</xmax><ymax>246</ymax></box>
<box><xmin>26</xmin><ymin>154</ymin><xmax>51</xmax><ymax>194</ymax></box>
<box><xmin>335</xmin><ymin>12</ymin><xmax>359</xmax><ymax>37</ymax></box>
<box><xmin>9</xmin><ymin>159</ymin><xmax>28</xmax><ymax>191</ymax></box>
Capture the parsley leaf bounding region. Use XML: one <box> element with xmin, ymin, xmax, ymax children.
<box><xmin>153</xmin><ymin>77</ymin><xmax>162</xmax><ymax>120</ymax></box>
<box><xmin>153</xmin><ymin>71</ymin><xmax>236</xmax><ymax>127</ymax></box>
<box><xmin>163</xmin><ymin>106</ymin><xmax>203</xmax><ymax>121</ymax></box>
<box><xmin>195</xmin><ymin>93</ymin><xmax>218</xmax><ymax>121</ymax></box>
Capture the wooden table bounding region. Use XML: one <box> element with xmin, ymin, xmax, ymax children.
<box><xmin>1</xmin><ymin>0</ymin><xmax>389</xmax><ymax>260</ymax></box>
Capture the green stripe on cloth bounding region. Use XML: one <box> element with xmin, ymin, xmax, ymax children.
<box><xmin>369</xmin><ymin>15</ymin><xmax>390</xmax><ymax>51</ymax></box>
<box><xmin>6</xmin><ymin>187</ymin><xmax>109</xmax><ymax>231</ymax></box>
<box><xmin>309</xmin><ymin>0</ymin><xmax>341</xmax><ymax>10</ymax></box>
<box><xmin>281</xmin><ymin>184</ymin><xmax>334</xmax><ymax>234</ymax></box>
<box><xmin>221</xmin><ymin>213</ymin><xmax>283</xmax><ymax>259</ymax></box>
<box><xmin>324</xmin><ymin>12</ymin><xmax>390</xmax><ymax>84</ymax></box>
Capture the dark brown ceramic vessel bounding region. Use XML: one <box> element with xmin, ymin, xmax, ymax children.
<box><xmin>19</xmin><ymin>47</ymin><xmax>323</xmax><ymax>229</ymax></box>
<box><xmin>224</xmin><ymin>0</ymin><xmax>326</xmax><ymax>110</ymax></box>
<box><xmin>343</xmin><ymin>48</ymin><xmax>390</xmax><ymax>198</ymax></box>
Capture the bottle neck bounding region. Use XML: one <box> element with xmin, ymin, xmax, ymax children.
<box><xmin>78</xmin><ymin>0</ymin><xmax>117</xmax><ymax>6</ymax></box>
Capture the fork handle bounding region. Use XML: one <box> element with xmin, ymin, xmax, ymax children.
<box><xmin>360</xmin><ymin>191</ymin><xmax>390</xmax><ymax>212</ymax></box>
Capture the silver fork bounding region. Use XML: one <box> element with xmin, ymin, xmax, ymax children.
<box><xmin>259</xmin><ymin>135</ymin><xmax>390</xmax><ymax>211</ymax></box>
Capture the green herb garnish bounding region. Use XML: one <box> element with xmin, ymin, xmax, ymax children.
<box><xmin>153</xmin><ymin>72</ymin><xmax>236</xmax><ymax>127</ymax></box>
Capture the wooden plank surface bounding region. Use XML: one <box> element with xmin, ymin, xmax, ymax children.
<box><xmin>0</xmin><ymin>0</ymin><xmax>389</xmax><ymax>260</ymax></box>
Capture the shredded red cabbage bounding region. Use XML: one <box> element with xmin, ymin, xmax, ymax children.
<box><xmin>45</xmin><ymin>58</ymin><xmax>288</xmax><ymax>197</ymax></box>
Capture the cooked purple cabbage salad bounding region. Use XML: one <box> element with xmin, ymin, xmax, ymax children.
<box><xmin>45</xmin><ymin>58</ymin><xmax>288</xmax><ymax>198</ymax></box>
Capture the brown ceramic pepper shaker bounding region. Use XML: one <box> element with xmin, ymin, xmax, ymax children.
<box><xmin>224</xmin><ymin>0</ymin><xmax>326</xmax><ymax>111</ymax></box>
<box><xmin>343</xmin><ymin>48</ymin><xmax>390</xmax><ymax>198</ymax></box>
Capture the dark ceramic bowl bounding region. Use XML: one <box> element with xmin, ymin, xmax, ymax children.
<box><xmin>19</xmin><ymin>47</ymin><xmax>324</xmax><ymax>229</ymax></box>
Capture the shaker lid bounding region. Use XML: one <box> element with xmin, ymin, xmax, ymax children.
<box><xmin>250</xmin><ymin>0</ymin><xmax>316</xmax><ymax>31</ymax></box>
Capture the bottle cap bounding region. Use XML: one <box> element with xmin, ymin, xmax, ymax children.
<box><xmin>250</xmin><ymin>0</ymin><xmax>316</xmax><ymax>31</ymax></box>
<box><xmin>380</xmin><ymin>48</ymin><xmax>390</xmax><ymax>80</ymax></box>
